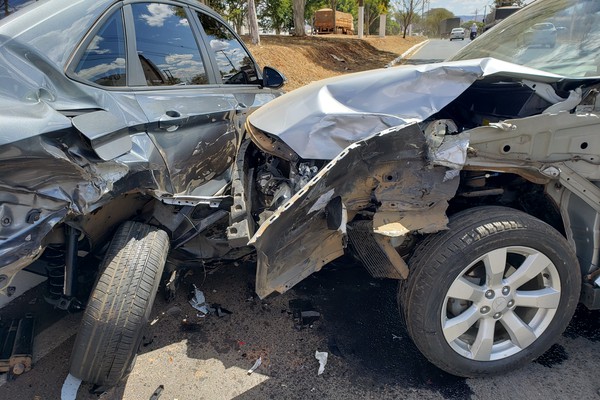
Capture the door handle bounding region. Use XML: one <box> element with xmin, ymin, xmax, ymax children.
<box><xmin>159</xmin><ymin>111</ymin><xmax>189</xmax><ymax>131</ymax></box>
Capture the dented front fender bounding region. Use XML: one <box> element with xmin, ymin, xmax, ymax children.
<box><xmin>250</xmin><ymin>123</ymin><xmax>464</xmax><ymax>298</ymax></box>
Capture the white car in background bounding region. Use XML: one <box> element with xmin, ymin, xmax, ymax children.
<box><xmin>450</xmin><ymin>27</ymin><xmax>466</xmax><ymax>40</ymax></box>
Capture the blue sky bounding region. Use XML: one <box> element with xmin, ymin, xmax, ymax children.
<box><xmin>428</xmin><ymin>1</ymin><xmax>508</xmax><ymax>18</ymax></box>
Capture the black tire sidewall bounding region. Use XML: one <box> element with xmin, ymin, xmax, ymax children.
<box><xmin>404</xmin><ymin>207</ymin><xmax>580</xmax><ymax>377</ymax></box>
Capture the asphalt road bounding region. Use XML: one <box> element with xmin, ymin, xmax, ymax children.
<box><xmin>404</xmin><ymin>38</ymin><xmax>470</xmax><ymax>65</ymax></box>
<box><xmin>0</xmin><ymin>256</ymin><xmax>599</xmax><ymax>400</ymax></box>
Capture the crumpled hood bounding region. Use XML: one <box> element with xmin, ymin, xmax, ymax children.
<box><xmin>248</xmin><ymin>57</ymin><xmax>564</xmax><ymax>160</ymax></box>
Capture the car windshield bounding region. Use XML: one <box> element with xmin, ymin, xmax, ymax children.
<box><xmin>450</xmin><ymin>0</ymin><xmax>600</xmax><ymax>78</ymax></box>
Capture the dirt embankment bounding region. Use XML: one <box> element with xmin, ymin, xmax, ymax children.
<box><xmin>244</xmin><ymin>35</ymin><xmax>425</xmax><ymax>91</ymax></box>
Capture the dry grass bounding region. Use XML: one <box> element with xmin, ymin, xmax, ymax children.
<box><xmin>244</xmin><ymin>34</ymin><xmax>425</xmax><ymax>91</ymax></box>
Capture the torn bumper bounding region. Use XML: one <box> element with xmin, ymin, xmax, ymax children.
<box><xmin>244</xmin><ymin>123</ymin><xmax>466</xmax><ymax>298</ymax></box>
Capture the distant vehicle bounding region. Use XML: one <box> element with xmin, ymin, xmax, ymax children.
<box><xmin>450</xmin><ymin>27</ymin><xmax>465</xmax><ymax>40</ymax></box>
<box><xmin>314</xmin><ymin>8</ymin><xmax>354</xmax><ymax>34</ymax></box>
<box><xmin>524</xmin><ymin>22</ymin><xmax>557</xmax><ymax>47</ymax></box>
<box><xmin>439</xmin><ymin>17</ymin><xmax>461</xmax><ymax>38</ymax></box>
<box><xmin>484</xmin><ymin>5</ymin><xmax>522</xmax><ymax>31</ymax></box>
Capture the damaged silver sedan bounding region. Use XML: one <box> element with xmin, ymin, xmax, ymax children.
<box><xmin>235</xmin><ymin>0</ymin><xmax>600</xmax><ymax>377</ymax></box>
<box><xmin>0</xmin><ymin>0</ymin><xmax>284</xmax><ymax>386</ymax></box>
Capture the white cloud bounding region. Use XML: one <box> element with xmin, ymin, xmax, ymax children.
<box><xmin>159</xmin><ymin>54</ymin><xmax>205</xmax><ymax>81</ymax></box>
<box><xmin>427</xmin><ymin>0</ymin><xmax>487</xmax><ymax>18</ymax></box>
<box><xmin>164</xmin><ymin>53</ymin><xmax>194</xmax><ymax>64</ymax></box>
<box><xmin>77</xmin><ymin>58</ymin><xmax>125</xmax><ymax>80</ymax></box>
<box><xmin>140</xmin><ymin>4</ymin><xmax>174</xmax><ymax>27</ymax></box>
<box><xmin>210</xmin><ymin>39</ymin><xmax>230</xmax><ymax>51</ymax></box>
<box><xmin>89</xmin><ymin>35</ymin><xmax>110</xmax><ymax>54</ymax></box>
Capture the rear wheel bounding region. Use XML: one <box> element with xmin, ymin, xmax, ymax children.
<box><xmin>399</xmin><ymin>206</ymin><xmax>580</xmax><ymax>377</ymax></box>
<box><xmin>69</xmin><ymin>221</ymin><xmax>169</xmax><ymax>386</ymax></box>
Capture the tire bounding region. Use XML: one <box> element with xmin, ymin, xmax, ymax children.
<box><xmin>69</xmin><ymin>221</ymin><xmax>169</xmax><ymax>386</ymax></box>
<box><xmin>398</xmin><ymin>206</ymin><xmax>580</xmax><ymax>377</ymax></box>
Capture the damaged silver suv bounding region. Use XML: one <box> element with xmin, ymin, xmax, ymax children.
<box><xmin>1</xmin><ymin>0</ymin><xmax>599</xmax><ymax>387</ymax></box>
<box><xmin>236</xmin><ymin>0</ymin><xmax>600</xmax><ymax>378</ymax></box>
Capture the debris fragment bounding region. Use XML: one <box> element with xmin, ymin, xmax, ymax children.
<box><xmin>330</xmin><ymin>54</ymin><xmax>345</xmax><ymax>62</ymax></box>
<box><xmin>289</xmin><ymin>299</ymin><xmax>321</xmax><ymax>328</ymax></box>
<box><xmin>210</xmin><ymin>304</ymin><xmax>233</xmax><ymax>317</ymax></box>
<box><xmin>189</xmin><ymin>285</ymin><xmax>210</xmax><ymax>316</ymax></box>
<box><xmin>300</xmin><ymin>311</ymin><xmax>321</xmax><ymax>326</ymax></box>
<box><xmin>166</xmin><ymin>306</ymin><xmax>182</xmax><ymax>317</ymax></box>
<box><xmin>180</xmin><ymin>318</ymin><xmax>202</xmax><ymax>332</ymax></box>
<box><xmin>149</xmin><ymin>384</ymin><xmax>164</xmax><ymax>400</ymax></box>
<box><xmin>392</xmin><ymin>334</ymin><xmax>402</xmax><ymax>341</ymax></box>
<box><xmin>150</xmin><ymin>317</ymin><xmax>159</xmax><ymax>326</ymax></box>
<box><xmin>327</xmin><ymin>337</ymin><xmax>343</xmax><ymax>357</ymax></box>
<box><xmin>142</xmin><ymin>335</ymin><xmax>154</xmax><ymax>347</ymax></box>
<box><xmin>247</xmin><ymin>357</ymin><xmax>262</xmax><ymax>375</ymax></box>
<box><xmin>315</xmin><ymin>351</ymin><xmax>328</xmax><ymax>375</ymax></box>
<box><xmin>60</xmin><ymin>373</ymin><xmax>82</xmax><ymax>400</ymax></box>
<box><xmin>0</xmin><ymin>315</ymin><xmax>35</xmax><ymax>376</ymax></box>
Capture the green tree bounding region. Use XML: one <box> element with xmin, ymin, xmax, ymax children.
<box><xmin>364</xmin><ymin>0</ymin><xmax>388</xmax><ymax>35</ymax></box>
<box><xmin>259</xmin><ymin>0</ymin><xmax>294</xmax><ymax>33</ymax></box>
<box><xmin>494</xmin><ymin>0</ymin><xmax>524</xmax><ymax>6</ymax></box>
<box><xmin>423</xmin><ymin>7</ymin><xmax>453</xmax><ymax>37</ymax></box>
<box><xmin>397</xmin><ymin>0</ymin><xmax>422</xmax><ymax>38</ymax></box>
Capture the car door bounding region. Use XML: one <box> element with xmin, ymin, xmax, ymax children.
<box><xmin>129</xmin><ymin>1</ymin><xmax>277</xmax><ymax>198</ymax></box>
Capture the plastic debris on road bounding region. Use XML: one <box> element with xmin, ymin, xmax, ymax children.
<box><xmin>149</xmin><ymin>384</ymin><xmax>164</xmax><ymax>400</ymax></box>
<box><xmin>189</xmin><ymin>285</ymin><xmax>210</xmax><ymax>316</ymax></box>
<box><xmin>315</xmin><ymin>351</ymin><xmax>328</xmax><ymax>375</ymax></box>
<box><xmin>60</xmin><ymin>373</ymin><xmax>82</xmax><ymax>400</ymax></box>
<box><xmin>247</xmin><ymin>357</ymin><xmax>262</xmax><ymax>375</ymax></box>
<box><xmin>289</xmin><ymin>299</ymin><xmax>321</xmax><ymax>329</ymax></box>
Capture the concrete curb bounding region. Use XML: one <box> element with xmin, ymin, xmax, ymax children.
<box><xmin>386</xmin><ymin>39</ymin><xmax>430</xmax><ymax>68</ymax></box>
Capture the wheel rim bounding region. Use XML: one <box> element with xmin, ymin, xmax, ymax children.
<box><xmin>441</xmin><ymin>246</ymin><xmax>561</xmax><ymax>361</ymax></box>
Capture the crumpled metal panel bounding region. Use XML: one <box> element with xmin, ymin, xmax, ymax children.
<box><xmin>250</xmin><ymin>123</ymin><xmax>461</xmax><ymax>298</ymax></box>
<box><xmin>248</xmin><ymin>57</ymin><xmax>564</xmax><ymax>160</ymax></box>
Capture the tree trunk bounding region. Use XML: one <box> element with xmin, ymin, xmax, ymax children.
<box><xmin>358</xmin><ymin>5</ymin><xmax>364</xmax><ymax>38</ymax></box>
<box><xmin>330</xmin><ymin>0</ymin><xmax>337</xmax><ymax>34</ymax></box>
<box><xmin>4</xmin><ymin>0</ymin><xmax>9</xmax><ymax>16</ymax></box>
<box><xmin>247</xmin><ymin>0</ymin><xmax>260</xmax><ymax>45</ymax></box>
<box><xmin>292</xmin><ymin>0</ymin><xmax>306</xmax><ymax>36</ymax></box>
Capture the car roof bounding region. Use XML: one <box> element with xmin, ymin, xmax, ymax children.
<box><xmin>0</xmin><ymin>0</ymin><xmax>222</xmax><ymax>68</ymax></box>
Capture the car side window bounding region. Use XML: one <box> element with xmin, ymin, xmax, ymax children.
<box><xmin>197</xmin><ymin>12</ymin><xmax>259</xmax><ymax>85</ymax></box>
<box><xmin>73</xmin><ymin>9</ymin><xmax>126</xmax><ymax>86</ymax></box>
<box><xmin>132</xmin><ymin>3</ymin><xmax>208</xmax><ymax>86</ymax></box>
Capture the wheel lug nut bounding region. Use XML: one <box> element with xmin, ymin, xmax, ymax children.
<box><xmin>502</xmin><ymin>286</ymin><xmax>510</xmax><ymax>295</ymax></box>
<box><xmin>507</xmin><ymin>300</ymin><xmax>515</xmax><ymax>307</ymax></box>
<box><xmin>480</xmin><ymin>306</ymin><xmax>490</xmax><ymax>314</ymax></box>
<box><xmin>485</xmin><ymin>290</ymin><xmax>495</xmax><ymax>299</ymax></box>
<box><xmin>493</xmin><ymin>312</ymin><xmax>502</xmax><ymax>319</ymax></box>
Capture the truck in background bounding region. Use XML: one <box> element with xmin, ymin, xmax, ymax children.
<box><xmin>439</xmin><ymin>17</ymin><xmax>461</xmax><ymax>38</ymax></box>
<box><xmin>314</xmin><ymin>8</ymin><xmax>354</xmax><ymax>34</ymax></box>
<box><xmin>484</xmin><ymin>6</ymin><xmax>522</xmax><ymax>31</ymax></box>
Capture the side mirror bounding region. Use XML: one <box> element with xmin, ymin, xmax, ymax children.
<box><xmin>262</xmin><ymin>66</ymin><xmax>286</xmax><ymax>89</ymax></box>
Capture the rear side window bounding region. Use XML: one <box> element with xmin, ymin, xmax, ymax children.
<box><xmin>132</xmin><ymin>3</ymin><xmax>208</xmax><ymax>85</ymax></box>
<box><xmin>197</xmin><ymin>12</ymin><xmax>259</xmax><ymax>85</ymax></box>
<box><xmin>73</xmin><ymin>9</ymin><xmax>127</xmax><ymax>86</ymax></box>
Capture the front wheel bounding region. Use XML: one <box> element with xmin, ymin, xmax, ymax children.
<box><xmin>399</xmin><ymin>206</ymin><xmax>580</xmax><ymax>377</ymax></box>
<box><xmin>69</xmin><ymin>221</ymin><xmax>169</xmax><ymax>387</ymax></box>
